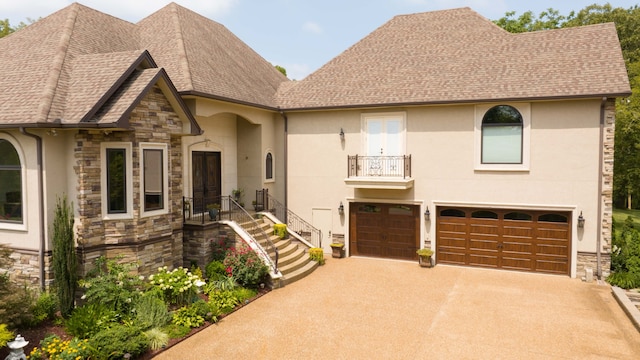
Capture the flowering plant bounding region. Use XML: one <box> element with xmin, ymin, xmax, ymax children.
<box><xmin>29</xmin><ymin>335</ymin><xmax>91</xmax><ymax>360</ymax></box>
<box><xmin>148</xmin><ymin>266</ymin><xmax>205</xmax><ymax>306</ymax></box>
<box><xmin>78</xmin><ymin>256</ymin><xmax>143</xmax><ymax>314</ymax></box>
<box><xmin>223</xmin><ymin>244</ymin><xmax>268</xmax><ymax>289</ymax></box>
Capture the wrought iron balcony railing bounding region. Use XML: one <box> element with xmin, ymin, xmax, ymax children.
<box><xmin>347</xmin><ymin>155</ymin><xmax>411</xmax><ymax>178</ymax></box>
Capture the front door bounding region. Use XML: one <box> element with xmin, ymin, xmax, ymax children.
<box><xmin>192</xmin><ymin>151</ymin><xmax>221</xmax><ymax>213</ymax></box>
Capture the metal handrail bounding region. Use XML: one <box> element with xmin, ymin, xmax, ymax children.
<box><xmin>347</xmin><ymin>155</ymin><xmax>411</xmax><ymax>178</ymax></box>
<box><xmin>264</xmin><ymin>192</ymin><xmax>322</xmax><ymax>248</ymax></box>
<box><xmin>224</xmin><ymin>197</ymin><xmax>279</xmax><ymax>274</ymax></box>
<box><xmin>182</xmin><ymin>195</ymin><xmax>278</xmax><ymax>273</ymax></box>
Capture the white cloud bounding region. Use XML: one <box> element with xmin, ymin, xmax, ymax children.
<box><xmin>302</xmin><ymin>21</ymin><xmax>323</xmax><ymax>34</ymax></box>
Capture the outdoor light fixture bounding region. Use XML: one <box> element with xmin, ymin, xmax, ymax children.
<box><xmin>424</xmin><ymin>207</ymin><xmax>430</xmax><ymax>221</ymax></box>
<box><xmin>339</xmin><ymin>128</ymin><xmax>345</xmax><ymax>141</ymax></box>
<box><xmin>338</xmin><ymin>202</ymin><xmax>344</xmax><ymax>215</ymax></box>
<box><xmin>578</xmin><ymin>211</ymin><xmax>585</xmax><ymax>228</ymax></box>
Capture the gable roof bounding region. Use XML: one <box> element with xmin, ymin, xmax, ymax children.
<box><xmin>276</xmin><ymin>7</ymin><xmax>631</xmax><ymax>110</ymax></box>
<box><xmin>0</xmin><ymin>2</ymin><xmax>287</xmax><ymax>128</ymax></box>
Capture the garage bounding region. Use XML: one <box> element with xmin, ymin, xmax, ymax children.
<box><xmin>436</xmin><ymin>207</ymin><xmax>571</xmax><ymax>275</ymax></box>
<box><xmin>349</xmin><ymin>203</ymin><xmax>420</xmax><ymax>260</ymax></box>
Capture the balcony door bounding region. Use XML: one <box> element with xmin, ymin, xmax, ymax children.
<box><xmin>364</xmin><ymin>113</ymin><xmax>405</xmax><ymax>176</ymax></box>
<box><xmin>192</xmin><ymin>151</ymin><xmax>221</xmax><ymax>213</ymax></box>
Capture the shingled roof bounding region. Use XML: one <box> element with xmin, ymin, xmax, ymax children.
<box><xmin>0</xmin><ymin>2</ymin><xmax>287</xmax><ymax>127</ymax></box>
<box><xmin>276</xmin><ymin>7</ymin><xmax>631</xmax><ymax>110</ymax></box>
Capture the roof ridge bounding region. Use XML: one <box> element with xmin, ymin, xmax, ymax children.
<box><xmin>37</xmin><ymin>3</ymin><xmax>80</xmax><ymax>123</ymax></box>
<box><xmin>168</xmin><ymin>3</ymin><xmax>194</xmax><ymax>91</ymax></box>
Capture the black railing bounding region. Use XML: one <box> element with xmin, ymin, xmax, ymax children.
<box><xmin>183</xmin><ymin>195</ymin><xmax>278</xmax><ymax>273</ymax></box>
<box><xmin>259</xmin><ymin>189</ymin><xmax>322</xmax><ymax>249</ymax></box>
<box><xmin>347</xmin><ymin>155</ymin><xmax>411</xmax><ymax>178</ymax></box>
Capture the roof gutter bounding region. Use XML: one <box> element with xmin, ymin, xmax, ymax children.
<box><xmin>596</xmin><ymin>97</ymin><xmax>607</xmax><ymax>280</ymax></box>
<box><xmin>19</xmin><ymin>127</ymin><xmax>46</xmax><ymax>290</ymax></box>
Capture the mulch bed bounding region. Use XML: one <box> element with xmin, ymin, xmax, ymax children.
<box><xmin>1</xmin><ymin>287</ymin><xmax>270</xmax><ymax>359</ymax></box>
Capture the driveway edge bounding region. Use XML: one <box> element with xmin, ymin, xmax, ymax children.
<box><xmin>612</xmin><ymin>286</ymin><xmax>640</xmax><ymax>332</ymax></box>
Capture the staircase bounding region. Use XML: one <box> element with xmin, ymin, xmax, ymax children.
<box><xmin>243</xmin><ymin>216</ymin><xmax>319</xmax><ymax>288</ymax></box>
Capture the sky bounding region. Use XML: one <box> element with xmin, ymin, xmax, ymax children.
<box><xmin>1</xmin><ymin>0</ymin><xmax>639</xmax><ymax>80</ymax></box>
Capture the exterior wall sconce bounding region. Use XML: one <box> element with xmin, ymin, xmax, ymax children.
<box><xmin>424</xmin><ymin>207</ymin><xmax>430</xmax><ymax>221</ymax></box>
<box><xmin>338</xmin><ymin>202</ymin><xmax>344</xmax><ymax>215</ymax></box>
<box><xmin>578</xmin><ymin>211</ymin><xmax>585</xmax><ymax>228</ymax></box>
<box><xmin>339</xmin><ymin>128</ymin><xmax>345</xmax><ymax>141</ymax></box>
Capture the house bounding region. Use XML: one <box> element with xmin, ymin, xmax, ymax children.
<box><xmin>0</xmin><ymin>3</ymin><xmax>630</xmax><ymax>288</ymax></box>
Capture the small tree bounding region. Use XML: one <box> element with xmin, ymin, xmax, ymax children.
<box><xmin>52</xmin><ymin>195</ymin><xmax>77</xmax><ymax>317</ymax></box>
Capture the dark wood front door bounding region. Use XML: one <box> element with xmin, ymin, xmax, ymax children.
<box><xmin>436</xmin><ymin>207</ymin><xmax>571</xmax><ymax>275</ymax></box>
<box><xmin>192</xmin><ymin>151</ymin><xmax>221</xmax><ymax>213</ymax></box>
<box><xmin>349</xmin><ymin>203</ymin><xmax>420</xmax><ymax>260</ymax></box>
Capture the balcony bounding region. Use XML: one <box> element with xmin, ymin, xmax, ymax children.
<box><xmin>345</xmin><ymin>155</ymin><xmax>414</xmax><ymax>189</ymax></box>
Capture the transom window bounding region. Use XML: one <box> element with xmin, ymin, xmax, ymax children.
<box><xmin>0</xmin><ymin>139</ymin><xmax>23</xmax><ymax>223</ymax></box>
<box><xmin>481</xmin><ymin>105</ymin><xmax>523</xmax><ymax>164</ymax></box>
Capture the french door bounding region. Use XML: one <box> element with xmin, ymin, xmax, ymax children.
<box><xmin>192</xmin><ymin>151</ymin><xmax>221</xmax><ymax>213</ymax></box>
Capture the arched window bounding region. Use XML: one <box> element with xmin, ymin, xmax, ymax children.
<box><xmin>0</xmin><ymin>139</ymin><xmax>23</xmax><ymax>223</ymax></box>
<box><xmin>481</xmin><ymin>105</ymin><xmax>523</xmax><ymax>164</ymax></box>
<box><xmin>265</xmin><ymin>152</ymin><xmax>273</xmax><ymax>180</ymax></box>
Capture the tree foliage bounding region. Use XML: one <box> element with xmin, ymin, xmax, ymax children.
<box><xmin>494</xmin><ymin>4</ymin><xmax>640</xmax><ymax>209</ymax></box>
<box><xmin>52</xmin><ymin>195</ymin><xmax>77</xmax><ymax>318</ymax></box>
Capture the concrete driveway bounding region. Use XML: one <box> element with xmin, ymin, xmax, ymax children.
<box><xmin>155</xmin><ymin>257</ymin><xmax>640</xmax><ymax>359</ymax></box>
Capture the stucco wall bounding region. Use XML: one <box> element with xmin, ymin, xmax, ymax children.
<box><xmin>286</xmin><ymin>99</ymin><xmax>610</xmax><ymax>277</ymax></box>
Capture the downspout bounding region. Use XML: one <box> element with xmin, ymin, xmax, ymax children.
<box><xmin>596</xmin><ymin>97</ymin><xmax>607</xmax><ymax>280</ymax></box>
<box><xmin>19</xmin><ymin>127</ymin><xmax>46</xmax><ymax>290</ymax></box>
<box><xmin>279</xmin><ymin>109</ymin><xmax>288</xmax><ymax>214</ymax></box>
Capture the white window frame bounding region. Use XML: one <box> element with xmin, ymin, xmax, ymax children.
<box><xmin>101</xmin><ymin>142</ymin><xmax>133</xmax><ymax>220</ymax></box>
<box><xmin>360</xmin><ymin>112</ymin><xmax>407</xmax><ymax>156</ymax></box>
<box><xmin>140</xmin><ymin>143</ymin><xmax>169</xmax><ymax>218</ymax></box>
<box><xmin>264</xmin><ymin>149</ymin><xmax>275</xmax><ymax>183</ymax></box>
<box><xmin>0</xmin><ymin>133</ymin><xmax>26</xmax><ymax>231</ymax></box>
<box><xmin>474</xmin><ymin>103</ymin><xmax>530</xmax><ymax>171</ymax></box>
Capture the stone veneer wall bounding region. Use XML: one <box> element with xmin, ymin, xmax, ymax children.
<box><xmin>183</xmin><ymin>223</ymin><xmax>238</xmax><ymax>272</ymax></box>
<box><xmin>74</xmin><ymin>84</ymin><xmax>185</xmax><ymax>277</ymax></box>
<box><xmin>576</xmin><ymin>98</ymin><xmax>615</xmax><ymax>280</ymax></box>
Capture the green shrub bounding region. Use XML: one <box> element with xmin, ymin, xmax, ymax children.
<box><xmin>52</xmin><ymin>195</ymin><xmax>77</xmax><ymax>318</ymax></box>
<box><xmin>30</xmin><ymin>291</ymin><xmax>58</xmax><ymax>326</ymax></box>
<box><xmin>205</xmin><ymin>260</ymin><xmax>227</xmax><ymax>281</ymax></box>
<box><xmin>608</xmin><ymin>216</ymin><xmax>640</xmax><ymax>288</ymax></box>
<box><xmin>162</xmin><ymin>323</ymin><xmax>191</xmax><ymax>339</ymax></box>
<box><xmin>65</xmin><ymin>303</ymin><xmax>117</xmax><ymax>338</ymax></box>
<box><xmin>308</xmin><ymin>248</ymin><xmax>325</xmax><ymax>265</ymax></box>
<box><xmin>78</xmin><ymin>256</ymin><xmax>144</xmax><ymax>316</ymax></box>
<box><xmin>144</xmin><ymin>327</ymin><xmax>169</xmax><ymax>351</ymax></box>
<box><xmin>204</xmin><ymin>276</ymin><xmax>237</xmax><ymax>295</ymax></box>
<box><xmin>148</xmin><ymin>266</ymin><xmax>205</xmax><ymax>306</ymax></box>
<box><xmin>89</xmin><ymin>324</ymin><xmax>148</xmax><ymax>360</ymax></box>
<box><xmin>0</xmin><ymin>323</ymin><xmax>13</xmax><ymax>348</ymax></box>
<box><xmin>207</xmin><ymin>290</ymin><xmax>240</xmax><ymax>314</ymax></box>
<box><xmin>223</xmin><ymin>245</ymin><xmax>269</xmax><ymax>289</ymax></box>
<box><xmin>172</xmin><ymin>305</ymin><xmax>205</xmax><ymax>328</ymax></box>
<box><xmin>273</xmin><ymin>224</ymin><xmax>287</xmax><ymax>239</ymax></box>
<box><xmin>133</xmin><ymin>294</ymin><xmax>171</xmax><ymax>330</ymax></box>
<box><xmin>0</xmin><ymin>281</ymin><xmax>35</xmax><ymax>328</ymax></box>
<box><xmin>232</xmin><ymin>287</ymin><xmax>257</xmax><ymax>304</ymax></box>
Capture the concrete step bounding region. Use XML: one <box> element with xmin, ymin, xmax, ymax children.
<box><xmin>278</xmin><ymin>249</ymin><xmax>312</xmax><ymax>275</ymax></box>
<box><xmin>276</xmin><ymin>245</ymin><xmax>304</xmax><ymax>267</ymax></box>
<box><xmin>282</xmin><ymin>259</ymin><xmax>319</xmax><ymax>286</ymax></box>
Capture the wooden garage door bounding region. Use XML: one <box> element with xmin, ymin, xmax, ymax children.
<box><xmin>436</xmin><ymin>207</ymin><xmax>571</xmax><ymax>275</ymax></box>
<box><xmin>349</xmin><ymin>203</ymin><xmax>420</xmax><ymax>260</ymax></box>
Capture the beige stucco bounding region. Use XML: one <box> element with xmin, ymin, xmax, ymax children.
<box><xmin>183</xmin><ymin>98</ymin><xmax>284</xmax><ymax>203</ymax></box>
<box><xmin>286</xmin><ymin>99</ymin><xmax>606</xmax><ymax>277</ymax></box>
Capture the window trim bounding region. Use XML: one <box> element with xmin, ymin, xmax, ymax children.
<box><xmin>264</xmin><ymin>149</ymin><xmax>274</xmax><ymax>183</ymax></box>
<box><xmin>474</xmin><ymin>103</ymin><xmax>530</xmax><ymax>171</ymax></box>
<box><xmin>101</xmin><ymin>142</ymin><xmax>133</xmax><ymax>220</ymax></box>
<box><xmin>0</xmin><ymin>133</ymin><xmax>26</xmax><ymax>231</ymax></box>
<box><xmin>360</xmin><ymin>111</ymin><xmax>407</xmax><ymax>156</ymax></box>
<box><xmin>140</xmin><ymin>143</ymin><xmax>169</xmax><ymax>217</ymax></box>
